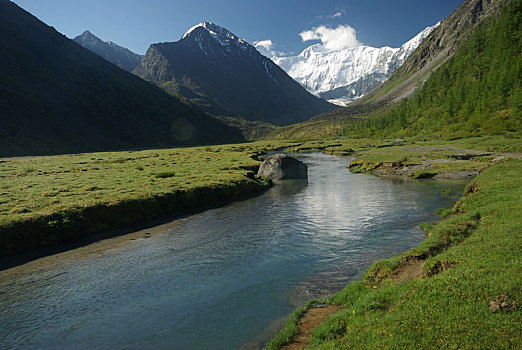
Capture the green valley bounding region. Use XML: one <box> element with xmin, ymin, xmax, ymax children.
<box><xmin>0</xmin><ymin>0</ymin><xmax>520</xmax><ymax>349</ymax></box>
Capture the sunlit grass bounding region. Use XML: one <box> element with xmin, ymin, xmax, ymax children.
<box><xmin>0</xmin><ymin>141</ymin><xmax>294</xmax><ymax>255</ymax></box>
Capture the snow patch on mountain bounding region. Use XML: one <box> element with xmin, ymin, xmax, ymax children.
<box><xmin>182</xmin><ymin>21</ymin><xmax>282</xmax><ymax>84</ymax></box>
<box><xmin>273</xmin><ymin>23</ymin><xmax>440</xmax><ymax>105</ymax></box>
<box><xmin>263</xmin><ymin>60</ymin><xmax>279</xmax><ymax>85</ymax></box>
<box><xmin>182</xmin><ymin>22</ymin><xmax>250</xmax><ymax>52</ymax></box>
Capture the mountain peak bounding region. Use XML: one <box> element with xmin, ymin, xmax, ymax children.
<box><xmin>76</xmin><ymin>30</ymin><xmax>103</xmax><ymax>47</ymax></box>
<box><xmin>78</xmin><ymin>30</ymin><xmax>102</xmax><ymax>41</ymax></box>
<box><xmin>81</xmin><ymin>29</ymin><xmax>94</xmax><ymax>36</ymax></box>
<box><xmin>183</xmin><ymin>22</ymin><xmax>219</xmax><ymax>37</ymax></box>
<box><xmin>135</xmin><ymin>22</ymin><xmax>335</xmax><ymax>125</ymax></box>
<box><xmin>181</xmin><ymin>21</ymin><xmax>248</xmax><ymax>50</ymax></box>
<box><xmin>73</xmin><ymin>30</ymin><xmax>142</xmax><ymax>72</ymax></box>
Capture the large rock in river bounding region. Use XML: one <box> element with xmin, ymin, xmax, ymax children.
<box><xmin>257</xmin><ymin>154</ymin><xmax>308</xmax><ymax>180</ymax></box>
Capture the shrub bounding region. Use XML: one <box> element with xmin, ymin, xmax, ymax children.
<box><xmin>155</xmin><ymin>172</ymin><xmax>175</xmax><ymax>178</ymax></box>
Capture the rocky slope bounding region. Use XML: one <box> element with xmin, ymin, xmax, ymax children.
<box><xmin>73</xmin><ymin>30</ymin><xmax>143</xmax><ymax>71</ymax></box>
<box><xmin>133</xmin><ymin>22</ymin><xmax>336</xmax><ymax>126</ymax></box>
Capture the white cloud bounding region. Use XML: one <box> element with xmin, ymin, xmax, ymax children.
<box><xmin>328</xmin><ymin>11</ymin><xmax>343</xmax><ymax>19</ymax></box>
<box><xmin>253</xmin><ymin>39</ymin><xmax>273</xmax><ymax>52</ymax></box>
<box><xmin>253</xmin><ymin>39</ymin><xmax>285</xmax><ymax>57</ymax></box>
<box><xmin>299</xmin><ymin>24</ymin><xmax>361</xmax><ymax>51</ymax></box>
<box><xmin>298</xmin><ymin>30</ymin><xmax>320</xmax><ymax>42</ymax></box>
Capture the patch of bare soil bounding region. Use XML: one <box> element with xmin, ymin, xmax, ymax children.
<box><xmin>433</xmin><ymin>171</ymin><xmax>480</xmax><ymax>180</ymax></box>
<box><xmin>281</xmin><ymin>305</ymin><xmax>344</xmax><ymax>350</ymax></box>
<box><xmin>489</xmin><ymin>294</ymin><xmax>520</xmax><ymax>312</ymax></box>
<box><xmin>391</xmin><ymin>260</ymin><xmax>425</xmax><ymax>283</ymax></box>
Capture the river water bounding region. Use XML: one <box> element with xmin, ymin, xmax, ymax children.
<box><xmin>0</xmin><ymin>153</ymin><xmax>465</xmax><ymax>349</ymax></box>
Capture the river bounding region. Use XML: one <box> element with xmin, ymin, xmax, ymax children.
<box><xmin>0</xmin><ymin>153</ymin><xmax>465</xmax><ymax>349</ymax></box>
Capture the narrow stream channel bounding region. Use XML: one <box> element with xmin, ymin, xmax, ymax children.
<box><xmin>0</xmin><ymin>153</ymin><xmax>465</xmax><ymax>349</ymax></box>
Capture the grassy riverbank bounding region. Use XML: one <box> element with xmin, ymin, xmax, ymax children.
<box><xmin>267</xmin><ymin>146</ymin><xmax>521</xmax><ymax>348</ymax></box>
<box><xmin>0</xmin><ymin>141</ymin><xmax>293</xmax><ymax>258</ymax></box>
<box><xmin>286</xmin><ymin>135</ymin><xmax>521</xmax><ymax>179</ymax></box>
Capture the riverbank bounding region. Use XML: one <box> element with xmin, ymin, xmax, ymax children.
<box><xmin>0</xmin><ymin>141</ymin><xmax>296</xmax><ymax>262</ymax></box>
<box><xmin>286</xmin><ymin>135</ymin><xmax>522</xmax><ymax>180</ymax></box>
<box><xmin>267</xmin><ymin>152</ymin><xmax>521</xmax><ymax>348</ymax></box>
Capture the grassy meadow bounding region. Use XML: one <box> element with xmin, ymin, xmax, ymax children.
<box><xmin>286</xmin><ymin>135</ymin><xmax>521</xmax><ymax>178</ymax></box>
<box><xmin>0</xmin><ymin>141</ymin><xmax>293</xmax><ymax>257</ymax></box>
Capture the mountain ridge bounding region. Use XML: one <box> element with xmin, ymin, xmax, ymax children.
<box><xmin>309</xmin><ymin>0</ymin><xmax>509</xmax><ymax>121</ymax></box>
<box><xmin>133</xmin><ymin>22</ymin><xmax>337</xmax><ymax>126</ymax></box>
<box><xmin>73</xmin><ymin>30</ymin><xmax>143</xmax><ymax>72</ymax></box>
<box><xmin>354</xmin><ymin>0</ymin><xmax>509</xmax><ymax>106</ymax></box>
<box><xmin>269</xmin><ymin>0</ymin><xmax>515</xmax><ymax>140</ymax></box>
<box><xmin>273</xmin><ymin>24</ymin><xmax>439</xmax><ymax>105</ymax></box>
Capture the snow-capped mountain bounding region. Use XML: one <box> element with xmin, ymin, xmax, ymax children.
<box><xmin>133</xmin><ymin>22</ymin><xmax>335</xmax><ymax>125</ymax></box>
<box><xmin>273</xmin><ymin>24</ymin><xmax>439</xmax><ymax>106</ymax></box>
<box><xmin>181</xmin><ymin>22</ymin><xmax>251</xmax><ymax>52</ymax></box>
<box><xmin>73</xmin><ymin>30</ymin><xmax>143</xmax><ymax>72</ymax></box>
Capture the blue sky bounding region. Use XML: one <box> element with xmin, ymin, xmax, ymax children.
<box><xmin>13</xmin><ymin>0</ymin><xmax>463</xmax><ymax>56</ymax></box>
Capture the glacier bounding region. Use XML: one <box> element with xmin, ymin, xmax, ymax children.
<box><xmin>272</xmin><ymin>23</ymin><xmax>439</xmax><ymax>105</ymax></box>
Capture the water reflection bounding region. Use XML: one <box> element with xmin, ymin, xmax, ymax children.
<box><xmin>268</xmin><ymin>179</ymin><xmax>308</xmax><ymax>198</ymax></box>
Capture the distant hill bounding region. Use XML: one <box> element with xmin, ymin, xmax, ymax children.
<box><xmin>133</xmin><ymin>22</ymin><xmax>337</xmax><ymax>126</ymax></box>
<box><xmin>0</xmin><ymin>1</ymin><xmax>242</xmax><ymax>157</ymax></box>
<box><xmin>270</xmin><ymin>0</ymin><xmax>518</xmax><ymax>140</ymax></box>
<box><xmin>73</xmin><ymin>30</ymin><xmax>143</xmax><ymax>72</ymax></box>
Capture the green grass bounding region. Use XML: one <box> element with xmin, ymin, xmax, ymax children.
<box><xmin>266</xmin><ymin>115</ymin><xmax>364</xmax><ymax>141</ymax></box>
<box><xmin>269</xmin><ymin>158</ymin><xmax>522</xmax><ymax>349</ymax></box>
<box><xmin>345</xmin><ymin>136</ymin><xmax>522</xmax><ymax>177</ymax></box>
<box><xmin>280</xmin><ymin>136</ymin><xmax>521</xmax><ymax>180</ymax></box>
<box><xmin>0</xmin><ymin>141</ymin><xmax>294</xmax><ymax>256</ymax></box>
<box><xmin>154</xmin><ymin>171</ymin><xmax>176</xmax><ymax>179</ymax></box>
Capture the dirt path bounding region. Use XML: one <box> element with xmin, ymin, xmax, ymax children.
<box><xmin>279</xmin><ymin>261</ymin><xmax>425</xmax><ymax>349</ymax></box>
<box><xmin>281</xmin><ymin>305</ymin><xmax>344</xmax><ymax>350</ymax></box>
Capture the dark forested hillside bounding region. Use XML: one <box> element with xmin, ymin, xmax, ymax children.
<box><xmin>0</xmin><ymin>1</ymin><xmax>241</xmax><ymax>157</ymax></box>
<box><xmin>346</xmin><ymin>0</ymin><xmax>521</xmax><ymax>138</ymax></box>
